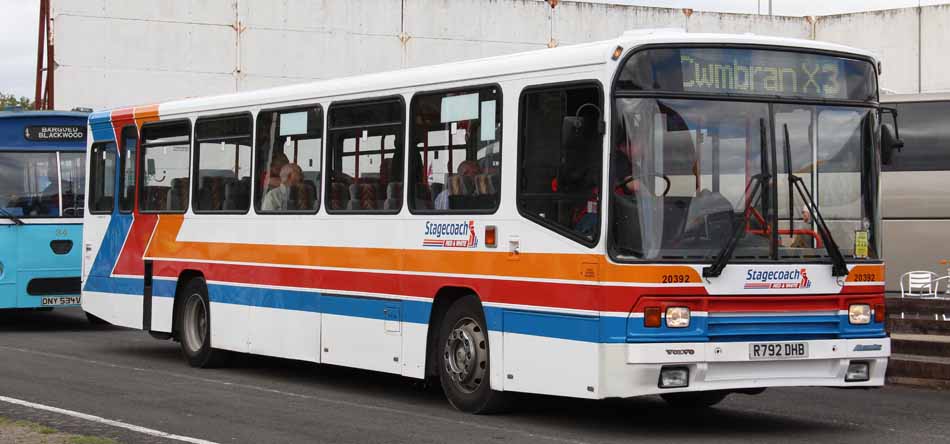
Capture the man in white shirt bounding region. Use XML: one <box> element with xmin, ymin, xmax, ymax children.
<box><xmin>262</xmin><ymin>163</ymin><xmax>302</xmax><ymax>211</ymax></box>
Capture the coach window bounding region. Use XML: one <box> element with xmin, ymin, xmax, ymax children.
<box><xmin>255</xmin><ymin>106</ymin><xmax>322</xmax><ymax>213</ymax></box>
<box><xmin>326</xmin><ymin>98</ymin><xmax>404</xmax><ymax>212</ymax></box>
<box><xmin>139</xmin><ymin>121</ymin><xmax>191</xmax><ymax>213</ymax></box>
<box><xmin>517</xmin><ymin>83</ymin><xmax>603</xmax><ymax>245</ymax></box>
<box><xmin>60</xmin><ymin>152</ymin><xmax>86</xmax><ymax>217</ymax></box>
<box><xmin>118</xmin><ymin>125</ymin><xmax>138</xmax><ymax>212</ymax></box>
<box><xmin>409</xmin><ymin>86</ymin><xmax>501</xmax><ymax>212</ymax></box>
<box><xmin>193</xmin><ymin>115</ymin><xmax>252</xmax><ymax>213</ymax></box>
<box><xmin>89</xmin><ymin>142</ymin><xmax>116</xmax><ymax>214</ymax></box>
<box><xmin>885</xmin><ymin>101</ymin><xmax>950</xmax><ymax>172</ymax></box>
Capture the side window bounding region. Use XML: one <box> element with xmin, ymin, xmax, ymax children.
<box><xmin>139</xmin><ymin>121</ymin><xmax>191</xmax><ymax>213</ymax></box>
<box><xmin>409</xmin><ymin>86</ymin><xmax>501</xmax><ymax>212</ymax></box>
<box><xmin>193</xmin><ymin>115</ymin><xmax>252</xmax><ymax>213</ymax></box>
<box><xmin>517</xmin><ymin>84</ymin><xmax>603</xmax><ymax>244</ymax></box>
<box><xmin>118</xmin><ymin>125</ymin><xmax>138</xmax><ymax>212</ymax></box>
<box><xmin>885</xmin><ymin>100</ymin><xmax>950</xmax><ymax>172</ymax></box>
<box><xmin>255</xmin><ymin>106</ymin><xmax>322</xmax><ymax>213</ymax></box>
<box><xmin>89</xmin><ymin>142</ymin><xmax>116</xmax><ymax>214</ymax></box>
<box><xmin>326</xmin><ymin>99</ymin><xmax>404</xmax><ymax>212</ymax></box>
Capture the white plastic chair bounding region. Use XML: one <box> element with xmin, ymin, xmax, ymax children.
<box><xmin>900</xmin><ymin>271</ymin><xmax>947</xmax><ymax>298</ymax></box>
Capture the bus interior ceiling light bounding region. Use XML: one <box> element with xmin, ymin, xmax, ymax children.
<box><xmin>849</xmin><ymin>304</ymin><xmax>871</xmax><ymax>325</ymax></box>
<box><xmin>845</xmin><ymin>362</ymin><xmax>870</xmax><ymax>382</ymax></box>
<box><xmin>665</xmin><ymin>307</ymin><xmax>690</xmax><ymax>328</ymax></box>
<box><xmin>659</xmin><ymin>367</ymin><xmax>689</xmax><ymax>388</ymax></box>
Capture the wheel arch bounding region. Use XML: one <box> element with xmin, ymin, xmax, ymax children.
<box><xmin>424</xmin><ymin>285</ymin><xmax>485</xmax><ymax>380</ymax></box>
<box><xmin>171</xmin><ymin>269</ymin><xmax>206</xmax><ymax>340</ymax></box>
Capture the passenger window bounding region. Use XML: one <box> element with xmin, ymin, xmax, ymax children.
<box><xmin>139</xmin><ymin>121</ymin><xmax>191</xmax><ymax>213</ymax></box>
<box><xmin>118</xmin><ymin>125</ymin><xmax>137</xmax><ymax>213</ymax></box>
<box><xmin>326</xmin><ymin>99</ymin><xmax>404</xmax><ymax>212</ymax></box>
<box><xmin>517</xmin><ymin>84</ymin><xmax>603</xmax><ymax>244</ymax></box>
<box><xmin>255</xmin><ymin>106</ymin><xmax>322</xmax><ymax>213</ymax></box>
<box><xmin>89</xmin><ymin>142</ymin><xmax>116</xmax><ymax>214</ymax></box>
<box><xmin>409</xmin><ymin>86</ymin><xmax>501</xmax><ymax>212</ymax></box>
<box><xmin>193</xmin><ymin>115</ymin><xmax>252</xmax><ymax>213</ymax></box>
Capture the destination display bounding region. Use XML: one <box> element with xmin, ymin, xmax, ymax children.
<box><xmin>617</xmin><ymin>47</ymin><xmax>877</xmax><ymax>102</ymax></box>
<box><xmin>24</xmin><ymin>125</ymin><xmax>86</xmax><ymax>141</ymax></box>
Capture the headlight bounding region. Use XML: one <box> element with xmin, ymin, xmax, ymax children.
<box><xmin>849</xmin><ymin>304</ymin><xmax>871</xmax><ymax>325</ymax></box>
<box><xmin>666</xmin><ymin>307</ymin><xmax>690</xmax><ymax>328</ymax></box>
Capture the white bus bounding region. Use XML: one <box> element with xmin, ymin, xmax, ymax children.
<box><xmin>82</xmin><ymin>30</ymin><xmax>893</xmax><ymax>412</ymax></box>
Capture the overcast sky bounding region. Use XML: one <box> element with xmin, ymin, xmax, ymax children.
<box><xmin>1</xmin><ymin>0</ymin><xmax>945</xmax><ymax>102</ymax></box>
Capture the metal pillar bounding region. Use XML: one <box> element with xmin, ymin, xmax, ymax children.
<box><xmin>34</xmin><ymin>0</ymin><xmax>54</xmax><ymax>110</ymax></box>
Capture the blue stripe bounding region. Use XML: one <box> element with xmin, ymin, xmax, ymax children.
<box><xmin>85</xmin><ymin>273</ymin><xmax>886</xmax><ymax>343</ymax></box>
<box><xmin>89</xmin><ymin>111</ymin><xmax>114</xmax><ymax>142</ymax></box>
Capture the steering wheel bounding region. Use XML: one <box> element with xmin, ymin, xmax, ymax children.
<box><xmin>620</xmin><ymin>174</ymin><xmax>671</xmax><ymax>197</ymax></box>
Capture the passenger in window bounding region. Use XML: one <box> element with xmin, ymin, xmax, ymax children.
<box><xmin>434</xmin><ymin>160</ymin><xmax>481</xmax><ymax>210</ymax></box>
<box><xmin>262</xmin><ymin>163</ymin><xmax>303</xmax><ymax>211</ymax></box>
<box><xmin>790</xmin><ymin>206</ymin><xmax>813</xmax><ymax>248</ymax></box>
<box><xmin>263</xmin><ymin>152</ymin><xmax>290</xmax><ymax>193</ymax></box>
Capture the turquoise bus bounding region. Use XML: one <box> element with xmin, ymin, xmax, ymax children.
<box><xmin>0</xmin><ymin>110</ymin><xmax>87</xmax><ymax>313</ymax></box>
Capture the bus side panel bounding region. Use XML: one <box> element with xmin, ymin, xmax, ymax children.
<box><xmin>500</xmin><ymin>310</ymin><xmax>600</xmax><ymax>399</ymax></box>
<box><xmin>0</xmin><ymin>226</ymin><xmax>18</xmax><ymax>308</ymax></box>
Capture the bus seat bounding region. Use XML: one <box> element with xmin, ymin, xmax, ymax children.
<box><xmin>414</xmin><ymin>183</ymin><xmax>434</xmax><ymax>209</ymax></box>
<box><xmin>329</xmin><ymin>182</ymin><xmax>349</xmax><ymax>210</ymax></box>
<box><xmin>612</xmin><ymin>195</ymin><xmax>642</xmax><ymax>255</ymax></box>
<box><xmin>384</xmin><ymin>182</ymin><xmax>403</xmax><ymax>210</ymax></box>
<box><xmin>166</xmin><ymin>178</ymin><xmax>189</xmax><ymax>210</ymax></box>
<box><xmin>474</xmin><ymin>174</ymin><xmax>495</xmax><ymax>195</ymax></box>
<box><xmin>223</xmin><ymin>178</ymin><xmax>250</xmax><ymax>211</ymax></box>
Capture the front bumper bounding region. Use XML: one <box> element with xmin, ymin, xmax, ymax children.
<box><xmin>599</xmin><ymin>337</ymin><xmax>890</xmax><ymax>398</ymax></box>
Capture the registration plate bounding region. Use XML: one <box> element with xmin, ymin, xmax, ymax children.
<box><xmin>749</xmin><ymin>342</ymin><xmax>808</xmax><ymax>360</ymax></box>
<box><xmin>41</xmin><ymin>296</ymin><xmax>80</xmax><ymax>306</ymax></box>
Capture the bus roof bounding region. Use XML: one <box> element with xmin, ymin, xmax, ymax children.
<box><xmin>94</xmin><ymin>30</ymin><xmax>882</xmax><ymax>120</ymax></box>
<box><xmin>0</xmin><ymin>110</ymin><xmax>88</xmax><ymax>151</ymax></box>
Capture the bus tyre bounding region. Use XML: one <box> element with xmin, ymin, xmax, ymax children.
<box><xmin>437</xmin><ymin>295</ymin><xmax>508</xmax><ymax>414</ymax></box>
<box><xmin>661</xmin><ymin>390</ymin><xmax>729</xmax><ymax>408</ymax></box>
<box><xmin>85</xmin><ymin>311</ymin><xmax>109</xmax><ymax>325</ymax></box>
<box><xmin>178</xmin><ymin>278</ymin><xmax>228</xmax><ymax>368</ymax></box>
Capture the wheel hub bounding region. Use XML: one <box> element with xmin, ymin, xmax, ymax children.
<box><xmin>443</xmin><ymin>317</ymin><xmax>487</xmax><ymax>394</ymax></box>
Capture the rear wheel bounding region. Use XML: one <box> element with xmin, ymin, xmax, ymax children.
<box><xmin>437</xmin><ymin>295</ymin><xmax>508</xmax><ymax>414</ymax></box>
<box><xmin>178</xmin><ymin>277</ymin><xmax>228</xmax><ymax>368</ymax></box>
<box><xmin>661</xmin><ymin>390</ymin><xmax>729</xmax><ymax>408</ymax></box>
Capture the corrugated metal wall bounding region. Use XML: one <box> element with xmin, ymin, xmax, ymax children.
<box><xmin>51</xmin><ymin>0</ymin><xmax>949</xmax><ymax>110</ymax></box>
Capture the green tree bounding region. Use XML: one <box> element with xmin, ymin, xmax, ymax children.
<box><xmin>0</xmin><ymin>93</ymin><xmax>34</xmax><ymax>110</ymax></box>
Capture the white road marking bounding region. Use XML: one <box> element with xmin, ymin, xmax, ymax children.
<box><xmin>0</xmin><ymin>345</ymin><xmax>589</xmax><ymax>444</ymax></box>
<box><xmin>0</xmin><ymin>394</ymin><xmax>219</xmax><ymax>444</ymax></box>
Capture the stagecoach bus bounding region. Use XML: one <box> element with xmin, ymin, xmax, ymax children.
<box><xmin>82</xmin><ymin>30</ymin><xmax>895</xmax><ymax>412</ymax></box>
<box><xmin>0</xmin><ymin>110</ymin><xmax>86</xmax><ymax>311</ymax></box>
<box><xmin>879</xmin><ymin>92</ymin><xmax>950</xmax><ymax>293</ymax></box>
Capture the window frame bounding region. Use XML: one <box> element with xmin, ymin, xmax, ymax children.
<box><xmin>516</xmin><ymin>80</ymin><xmax>605</xmax><ymax>248</ymax></box>
<box><xmin>324</xmin><ymin>95</ymin><xmax>406</xmax><ymax>215</ymax></box>
<box><xmin>254</xmin><ymin>103</ymin><xmax>324</xmax><ymax>215</ymax></box>
<box><xmin>88</xmin><ymin>141</ymin><xmax>117</xmax><ymax>215</ymax></box>
<box><xmin>118</xmin><ymin>125</ymin><xmax>138</xmax><ymax>214</ymax></box>
<box><xmin>407</xmin><ymin>83</ymin><xmax>504</xmax><ymax>215</ymax></box>
<box><xmin>191</xmin><ymin>112</ymin><xmax>254</xmax><ymax>215</ymax></box>
<box><xmin>138</xmin><ymin>119</ymin><xmax>193</xmax><ymax>215</ymax></box>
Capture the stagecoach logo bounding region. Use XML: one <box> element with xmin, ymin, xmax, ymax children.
<box><xmin>744</xmin><ymin>268</ymin><xmax>812</xmax><ymax>289</ymax></box>
<box><xmin>423</xmin><ymin>220</ymin><xmax>478</xmax><ymax>248</ymax></box>
<box><xmin>23</xmin><ymin>125</ymin><xmax>86</xmax><ymax>141</ymax></box>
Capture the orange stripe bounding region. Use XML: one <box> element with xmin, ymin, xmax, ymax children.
<box><xmin>845</xmin><ymin>264</ymin><xmax>885</xmax><ymax>283</ymax></box>
<box><xmin>134</xmin><ymin>104</ymin><xmax>159</xmax><ymax>128</ymax></box>
<box><xmin>143</xmin><ymin>215</ymin><xmax>702</xmax><ymax>284</ymax></box>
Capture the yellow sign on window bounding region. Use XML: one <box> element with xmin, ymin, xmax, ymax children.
<box><xmin>854</xmin><ymin>231</ymin><xmax>869</xmax><ymax>259</ymax></box>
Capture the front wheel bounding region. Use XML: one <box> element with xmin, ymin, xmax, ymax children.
<box><xmin>178</xmin><ymin>277</ymin><xmax>229</xmax><ymax>368</ymax></box>
<box><xmin>437</xmin><ymin>295</ymin><xmax>509</xmax><ymax>414</ymax></box>
<box><xmin>661</xmin><ymin>390</ymin><xmax>729</xmax><ymax>408</ymax></box>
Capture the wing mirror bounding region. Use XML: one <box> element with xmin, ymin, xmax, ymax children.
<box><xmin>880</xmin><ymin>107</ymin><xmax>904</xmax><ymax>165</ymax></box>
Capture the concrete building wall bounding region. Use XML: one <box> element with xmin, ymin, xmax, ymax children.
<box><xmin>51</xmin><ymin>0</ymin><xmax>950</xmax><ymax>110</ymax></box>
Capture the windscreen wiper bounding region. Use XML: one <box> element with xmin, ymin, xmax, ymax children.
<box><xmin>702</xmin><ymin>172</ymin><xmax>767</xmax><ymax>278</ymax></box>
<box><xmin>0</xmin><ymin>207</ymin><xmax>24</xmax><ymax>225</ymax></box>
<box><xmin>782</xmin><ymin>124</ymin><xmax>849</xmax><ymax>277</ymax></box>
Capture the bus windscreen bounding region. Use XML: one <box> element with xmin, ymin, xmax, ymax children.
<box><xmin>617</xmin><ymin>47</ymin><xmax>877</xmax><ymax>102</ymax></box>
